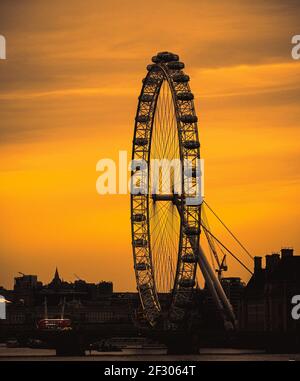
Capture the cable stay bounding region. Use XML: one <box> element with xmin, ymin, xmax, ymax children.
<box><xmin>195</xmin><ymin>201</ymin><xmax>254</xmax><ymax>330</ymax></box>
<box><xmin>203</xmin><ymin>200</ymin><xmax>254</xmax><ymax>261</ymax></box>
<box><xmin>202</xmin><ymin>206</ymin><xmax>218</xmax><ymax>270</ymax></box>
<box><xmin>202</xmin><ymin>206</ymin><xmax>229</xmax><ymax>279</ymax></box>
<box><xmin>200</xmin><ymin>222</ymin><xmax>253</xmax><ymax>275</ymax></box>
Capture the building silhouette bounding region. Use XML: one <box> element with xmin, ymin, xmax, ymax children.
<box><xmin>0</xmin><ymin>249</ymin><xmax>299</xmax><ymax>350</ymax></box>
<box><xmin>242</xmin><ymin>248</ymin><xmax>300</xmax><ymax>335</ymax></box>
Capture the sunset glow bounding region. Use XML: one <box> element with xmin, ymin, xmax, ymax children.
<box><xmin>0</xmin><ymin>0</ymin><xmax>299</xmax><ymax>290</ymax></box>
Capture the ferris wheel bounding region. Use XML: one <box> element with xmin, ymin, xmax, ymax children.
<box><xmin>130</xmin><ymin>52</ymin><xmax>201</xmax><ymax>327</ymax></box>
<box><xmin>130</xmin><ymin>52</ymin><xmax>239</xmax><ymax>331</ymax></box>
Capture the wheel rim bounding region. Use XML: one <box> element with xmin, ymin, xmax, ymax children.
<box><xmin>131</xmin><ymin>52</ymin><xmax>201</xmax><ymax>328</ymax></box>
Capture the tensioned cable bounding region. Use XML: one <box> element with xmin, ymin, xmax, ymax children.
<box><xmin>203</xmin><ymin>201</ymin><xmax>254</xmax><ymax>261</ymax></box>
<box><xmin>200</xmin><ymin>223</ymin><xmax>253</xmax><ymax>275</ymax></box>
<box><xmin>202</xmin><ymin>207</ymin><xmax>218</xmax><ymax>270</ymax></box>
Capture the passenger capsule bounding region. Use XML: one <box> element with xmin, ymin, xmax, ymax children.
<box><xmin>139</xmin><ymin>94</ymin><xmax>154</xmax><ymax>102</ymax></box>
<box><xmin>134</xmin><ymin>137</ymin><xmax>148</xmax><ymax>146</ymax></box>
<box><xmin>142</xmin><ymin>77</ymin><xmax>158</xmax><ymax>85</ymax></box>
<box><xmin>130</xmin><ymin>159</ymin><xmax>147</xmax><ymax>171</ymax></box>
<box><xmin>173</xmin><ymin>74</ymin><xmax>190</xmax><ymax>83</ymax></box>
<box><xmin>184</xmin><ymin>166</ymin><xmax>200</xmax><ymax>178</ymax></box>
<box><xmin>152</xmin><ymin>51</ymin><xmax>179</xmax><ymax>63</ymax></box>
<box><xmin>147</xmin><ymin>64</ymin><xmax>161</xmax><ymax>72</ymax></box>
<box><xmin>151</xmin><ymin>56</ymin><xmax>160</xmax><ymax>64</ymax></box>
<box><xmin>132</xmin><ymin>213</ymin><xmax>146</xmax><ymax>222</ymax></box>
<box><xmin>136</xmin><ymin>115</ymin><xmax>150</xmax><ymax>123</ymax></box>
<box><xmin>184</xmin><ymin>226</ymin><xmax>200</xmax><ymax>236</ymax></box>
<box><xmin>139</xmin><ymin>283</ymin><xmax>151</xmax><ymax>291</ymax></box>
<box><xmin>182</xmin><ymin>254</ymin><xmax>197</xmax><ymax>263</ymax></box>
<box><xmin>179</xmin><ymin>279</ymin><xmax>195</xmax><ymax>288</ymax></box>
<box><xmin>180</xmin><ymin>115</ymin><xmax>198</xmax><ymax>123</ymax></box>
<box><xmin>177</xmin><ymin>92</ymin><xmax>194</xmax><ymax>101</ymax></box>
<box><xmin>133</xmin><ymin>239</ymin><xmax>148</xmax><ymax>247</ymax></box>
<box><xmin>167</xmin><ymin>61</ymin><xmax>185</xmax><ymax>70</ymax></box>
<box><xmin>135</xmin><ymin>262</ymin><xmax>148</xmax><ymax>271</ymax></box>
<box><xmin>183</xmin><ymin>140</ymin><xmax>200</xmax><ymax>149</ymax></box>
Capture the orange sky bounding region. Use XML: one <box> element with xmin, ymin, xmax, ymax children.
<box><xmin>0</xmin><ymin>0</ymin><xmax>300</xmax><ymax>290</ymax></box>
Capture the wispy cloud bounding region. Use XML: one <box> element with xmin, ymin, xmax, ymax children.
<box><xmin>0</xmin><ymin>0</ymin><xmax>300</xmax><ymax>289</ymax></box>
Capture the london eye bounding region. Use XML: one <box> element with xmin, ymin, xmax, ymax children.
<box><xmin>131</xmin><ymin>52</ymin><xmax>238</xmax><ymax>331</ymax></box>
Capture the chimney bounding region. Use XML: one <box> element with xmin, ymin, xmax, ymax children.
<box><xmin>281</xmin><ymin>248</ymin><xmax>293</xmax><ymax>259</ymax></box>
<box><xmin>266</xmin><ymin>253</ymin><xmax>280</xmax><ymax>271</ymax></box>
<box><xmin>254</xmin><ymin>256</ymin><xmax>262</xmax><ymax>274</ymax></box>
